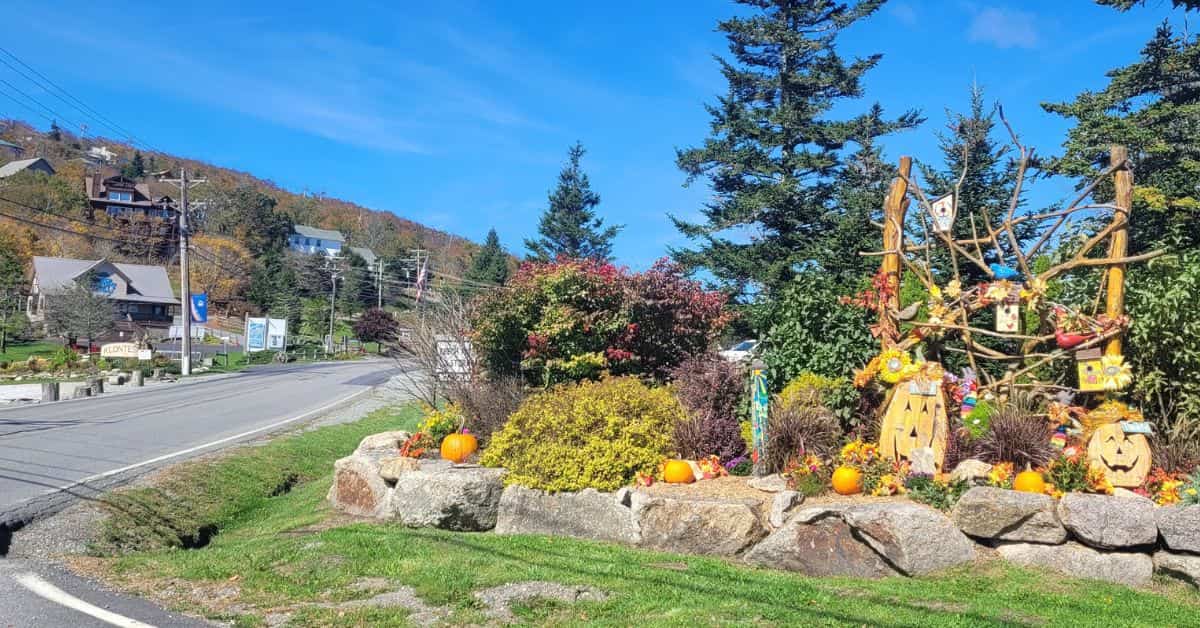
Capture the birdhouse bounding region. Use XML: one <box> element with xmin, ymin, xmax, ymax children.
<box><xmin>1086</xmin><ymin>422</ymin><xmax>1152</xmax><ymax>488</ymax></box>
<box><xmin>878</xmin><ymin>375</ymin><xmax>948</xmax><ymax>471</ymax></box>
<box><xmin>930</xmin><ymin>192</ymin><xmax>955</xmax><ymax>233</ymax></box>
<box><xmin>1076</xmin><ymin>348</ymin><xmax>1105</xmax><ymax>392</ymax></box>
<box><xmin>994</xmin><ymin>284</ymin><xmax>1021</xmax><ymax>333</ymax></box>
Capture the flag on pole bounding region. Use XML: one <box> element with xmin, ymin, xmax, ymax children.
<box><xmin>414</xmin><ymin>261</ymin><xmax>428</xmax><ymax>303</ymax></box>
<box><xmin>190</xmin><ymin>293</ymin><xmax>208</xmax><ymax>323</ymax></box>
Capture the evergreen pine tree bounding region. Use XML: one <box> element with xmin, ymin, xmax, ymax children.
<box><xmin>122</xmin><ymin>151</ymin><xmax>146</xmax><ymax>179</ymax></box>
<box><xmin>918</xmin><ymin>83</ymin><xmax>1025</xmax><ymax>283</ymax></box>
<box><xmin>821</xmin><ymin>129</ymin><xmax>894</xmax><ymax>286</ymax></box>
<box><xmin>525</xmin><ymin>142</ymin><xmax>621</xmax><ymax>261</ymax></box>
<box><xmin>465</xmin><ymin>228</ymin><xmax>510</xmax><ymax>286</ymax></box>
<box><xmin>672</xmin><ymin>0</ymin><xmax>921</xmax><ymax>297</ymax></box>
<box><xmin>1043</xmin><ymin>7</ymin><xmax>1200</xmax><ymax>252</ymax></box>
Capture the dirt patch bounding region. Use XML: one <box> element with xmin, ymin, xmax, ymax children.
<box><xmin>474</xmin><ymin>581</ymin><xmax>609</xmax><ymax>624</ymax></box>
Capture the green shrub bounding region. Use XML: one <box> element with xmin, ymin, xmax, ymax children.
<box><xmin>776</xmin><ymin>372</ymin><xmax>859</xmax><ymax>427</ymax></box>
<box><xmin>417</xmin><ymin>403</ymin><xmax>463</xmax><ymax>444</ymax></box>
<box><xmin>49</xmin><ymin>346</ymin><xmax>80</xmax><ymax>370</ymax></box>
<box><xmin>481</xmin><ymin>377</ymin><xmax>683</xmax><ymax>492</ymax></box>
<box><xmin>905</xmin><ymin>474</ymin><xmax>969</xmax><ymax>511</ymax></box>
<box><xmin>758</xmin><ymin>272</ymin><xmax>875</xmax><ymax>385</ymax></box>
<box><xmin>94</xmin><ymin>357</ymin><xmax>111</xmax><ymax>371</ymax></box>
<box><xmin>964</xmin><ymin>400</ymin><xmax>996</xmax><ymax>440</ymax></box>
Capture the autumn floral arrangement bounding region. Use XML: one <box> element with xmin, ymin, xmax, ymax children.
<box><xmin>781</xmin><ymin>453</ymin><xmax>827</xmax><ymax>497</ymax></box>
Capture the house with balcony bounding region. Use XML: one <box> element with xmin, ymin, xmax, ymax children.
<box><xmin>85</xmin><ymin>174</ymin><xmax>176</xmax><ymax>219</ymax></box>
<box><xmin>27</xmin><ymin>256</ymin><xmax>180</xmax><ymax>342</ymax></box>
<box><xmin>288</xmin><ymin>224</ymin><xmax>345</xmax><ymax>257</ymax></box>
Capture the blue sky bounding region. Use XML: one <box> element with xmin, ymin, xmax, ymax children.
<box><xmin>0</xmin><ymin>1</ymin><xmax>1189</xmax><ymax>269</ymax></box>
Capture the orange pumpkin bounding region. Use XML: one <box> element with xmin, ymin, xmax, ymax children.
<box><xmin>440</xmin><ymin>432</ymin><xmax>478</xmax><ymax>463</ymax></box>
<box><xmin>1013</xmin><ymin>469</ymin><xmax>1046</xmax><ymax>494</ymax></box>
<box><xmin>831</xmin><ymin>466</ymin><xmax>862</xmax><ymax>495</ymax></box>
<box><xmin>662</xmin><ymin>459</ymin><xmax>695</xmax><ymax>484</ymax></box>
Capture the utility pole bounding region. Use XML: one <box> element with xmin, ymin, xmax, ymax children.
<box><xmin>325</xmin><ymin>255</ymin><xmax>342</xmax><ymax>354</ymax></box>
<box><xmin>159</xmin><ymin>168</ymin><xmax>206</xmax><ymax>375</ymax></box>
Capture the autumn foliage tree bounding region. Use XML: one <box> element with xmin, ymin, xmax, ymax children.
<box><xmin>353</xmin><ymin>307</ymin><xmax>399</xmax><ymax>345</ymax></box>
<box><xmin>190</xmin><ymin>234</ymin><xmax>253</xmax><ymax>313</ymax></box>
<box><xmin>472</xmin><ymin>258</ymin><xmax>731</xmax><ymax>386</ymax></box>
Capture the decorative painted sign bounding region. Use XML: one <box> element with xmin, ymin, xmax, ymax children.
<box><xmin>750</xmin><ymin>366</ymin><xmax>769</xmax><ymax>471</ymax></box>
<box><xmin>1076</xmin><ymin>348</ymin><xmax>1105</xmax><ymax>392</ymax></box>
<box><xmin>930</xmin><ymin>192</ymin><xmax>955</xmax><ymax>233</ymax></box>
<box><xmin>92</xmin><ymin>272</ymin><xmax>117</xmax><ymax>296</ymax></box>
<box><xmin>246</xmin><ymin>318</ymin><xmax>267</xmax><ymax>352</ymax></box>
<box><xmin>996</xmin><ymin>302</ymin><xmax>1020</xmax><ymax>333</ymax></box>
<box><xmin>879</xmin><ymin>376</ymin><xmax>948</xmax><ymax>471</ymax></box>
<box><xmin>1120</xmin><ymin>421</ymin><xmax>1154</xmax><ymax>435</ymax></box>
<box><xmin>137</xmin><ymin>349</ymin><xmax>153</xmax><ymax>361</ymax></box>
<box><xmin>1087</xmin><ymin>422</ymin><xmax>1152</xmax><ymax>487</ymax></box>
<box><xmin>190</xmin><ymin>293</ymin><xmax>208</xmax><ymax>323</ymax></box>
<box><xmin>100</xmin><ymin>342</ymin><xmax>140</xmax><ymax>359</ymax></box>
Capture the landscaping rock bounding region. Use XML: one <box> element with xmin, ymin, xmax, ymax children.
<box><xmin>1154</xmin><ymin>551</ymin><xmax>1200</xmax><ymax>588</ymax></box>
<box><xmin>378</xmin><ymin>457</ymin><xmax>421</xmax><ymax>483</ymax></box>
<box><xmin>768</xmin><ymin>490</ymin><xmax>803</xmax><ymax>528</ymax></box>
<box><xmin>996</xmin><ymin>542</ymin><xmax>1153</xmax><ymax>587</ymax></box>
<box><xmin>949</xmin><ymin>459</ymin><xmax>992</xmax><ymax>484</ymax></box>
<box><xmin>745</xmin><ymin>506</ymin><xmax>898</xmax><ymax>578</ymax></box>
<box><xmin>354</xmin><ymin>430</ymin><xmax>412</xmax><ymax>458</ymax></box>
<box><xmin>841</xmin><ymin>502</ymin><xmax>976</xmax><ymax>575</ymax></box>
<box><xmin>388</xmin><ymin>465</ymin><xmax>506</xmax><ymax>531</ymax></box>
<box><xmin>747</xmin><ymin>474</ymin><xmax>788</xmax><ymax>493</ymax></box>
<box><xmin>909</xmin><ymin>447</ymin><xmax>937</xmax><ymax>476</ymax></box>
<box><xmin>495</xmin><ymin>485</ymin><xmax>640</xmax><ymax>544</ymax></box>
<box><xmin>328</xmin><ymin>455</ymin><xmax>391</xmax><ymax>518</ymax></box>
<box><xmin>1057</xmin><ymin>492</ymin><xmax>1157</xmax><ymax>549</ymax></box>
<box><xmin>952</xmin><ymin>486</ymin><xmax>1067</xmax><ymax>544</ymax></box>
<box><xmin>632</xmin><ymin>492</ymin><xmax>766</xmax><ymax>557</ymax></box>
<box><xmin>1157</xmin><ymin>505</ymin><xmax>1200</xmax><ymax>554</ymax></box>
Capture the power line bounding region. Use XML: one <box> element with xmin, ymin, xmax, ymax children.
<box><xmin>0</xmin><ymin>77</ymin><xmax>85</xmax><ymax>135</ymax></box>
<box><xmin>0</xmin><ymin>46</ymin><xmax>155</xmax><ymax>151</ymax></box>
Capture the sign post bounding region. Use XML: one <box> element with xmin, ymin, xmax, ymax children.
<box><xmin>750</xmin><ymin>359</ymin><xmax>769</xmax><ymax>477</ymax></box>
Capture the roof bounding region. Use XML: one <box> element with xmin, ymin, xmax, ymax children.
<box><xmin>293</xmin><ymin>224</ymin><xmax>345</xmax><ymax>242</ymax></box>
<box><xmin>0</xmin><ymin>157</ymin><xmax>55</xmax><ymax>178</ymax></box>
<box><xmin>32</xmin><ymin>256</ymin><xmax>179</xmax><ymax>304</ymax></box>
<box><xmin>349</xmin><ymin>247</ymin><xmax>378</xmax><ymax>266</ymax></box>
<box><xmin>0</xmin><ymin>139</ymin><xmax>22</xmax><ymax>151</ymax></box>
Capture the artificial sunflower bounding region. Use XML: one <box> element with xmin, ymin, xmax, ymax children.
<box><xmin>1099</xmin><ymin>354</ymin><xmax>1133</xmax><ymax>391</ymax></box>
<box><xmin>928</xmin><ymin>284</ymin><xmax>943</xmax><ymax>303</ymax></box>
<box><xmin>984</xmin><ymin>280</ymin><xmax>1013</xmax><ymax>302</ymax></box>
<box><xmin>877</xmin><ymin>348</ymin><xmax>912</xmax><ymax>384</ymax></box>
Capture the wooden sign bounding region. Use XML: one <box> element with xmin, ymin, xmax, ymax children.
<box><xmin>930</xmin><ymin>192</ymin><xmax>955</xmax><ymax>233</ymax></box>
<box><xmin>1087</xmin><ymin>422</ymin><xmax>1152</xmax><ymax>487</ymax></box>
<box><xmin>1076</xmin><ymin>348</ymin><xmax>1105</xmax><ymax>392</ymax></box>
<box><xmin>879</xmin><ymin>379</ymin><xmax>948</xmax><ymax>471</ymax></box>
<box><xmin>100</xmin><ymin>342</ymin><xmax>140</xmax><ymax>359</ymax></box>
<box><xmin>996</xmin><ymin>302</ymin><xmax>1020</xmax><ymax>333</ymax></box>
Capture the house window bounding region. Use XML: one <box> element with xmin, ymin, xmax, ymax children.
<box><xmin>107</xmin><ymin>191</ymin><xmax>132</xmax><ymax>201</ymax></box>
<box><xmin>106</xmin><ymin>205</ymin><xmax>126</xmax><ymax>216</ymax></box>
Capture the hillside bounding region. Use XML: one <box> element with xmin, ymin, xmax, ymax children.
<box><xmin>0</xmin><ymin>118</ymin><xmax>480</xmax><ymax>273</ymax></box>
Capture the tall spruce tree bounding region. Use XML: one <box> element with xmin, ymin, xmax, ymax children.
<box><xmin>821</xmin><ymin>126</ymin><xmax>894</xmax><ymax>286</ymax></box>
<box><xmin>672</xmin><ymin>0</ymin><xmax>921</xmax><ymax>297</ymax></box>
<box><xmin>466</xmin><ymin>228</ymin><xmax>510</xmax><ymax>286</ymax></box>
<box><xmin>1043</xmin><ymin>6</ymin><xmax>1200</xmax><ymax>252</ymax></box>
<box><xmin>919</xmin><ymin>83</ymin><xmax>1025</xmax><ymax>283</ymax></box>
<box><xmin>525</xmin><ymin>142</ymin><xmax>621</xmax><ymax>261</ymax></box>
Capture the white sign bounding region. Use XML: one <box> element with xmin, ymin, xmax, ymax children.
<box><xmin>138</xmin><ymin>349</ymin><xmax>153</xmax><ymax>361</ymax></box>
<box><xmin>435</xmin><ymin>335</ymin><xmax>473</xmax><ymax>380</ymax></box>
<box><xmin>246</xmin><ymin>317</ymin><xmax>288</xmax><ymax>353</ymax></box>
<box><xmin>100</xmin><ymin>342</ymin><xmax>140</xmax><ymax>359</ymax></box>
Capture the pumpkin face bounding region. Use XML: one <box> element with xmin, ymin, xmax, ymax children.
<box><xmin>1086</xmin><ymin>423</ymin><xmax>1151</xmax><ymax>488</ymax></box>
<box><xmin>1013</xmin><ymin>470</ymin><xmax>1046</xmax><ymax>494</ymax></box>
<box><xmin>831</xmin><ymin>466</ymin><xmax>862</xmax><ymax>495</ymax></box>
<box><xmin>440</xmin><ymin>433</ymin><xmax>478</xmax><ymax>463</ymax></box>
<box><xmin>662</xmin><ymin>460</ymin><xmax>695</xmax><ymax>484</ymax></box>
<box><xmin>878</xmin><ymin>382</ymin><xmax>948</xmax><ymax>471</ymax></box>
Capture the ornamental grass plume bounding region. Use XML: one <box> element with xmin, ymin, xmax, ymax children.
<box><xmin>978</xmin><ymin>396</ymin><xmax>1055</xmax><ymax>470</ymax></box>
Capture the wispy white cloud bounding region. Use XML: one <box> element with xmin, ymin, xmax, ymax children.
<box><xmin>889</xmin><ymin>2</ymin><xmax>919</xmax><ymax>27</ymax></box>
<box><xmin>967</xmin><ymin>7</ymin><xmax>1040</xmax><ymax>49</ymax></box>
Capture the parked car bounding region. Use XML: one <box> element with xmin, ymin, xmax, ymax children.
<box><xmin>719</xmin><ymin>339</ymin><xmax>758</xmax><ymax>363</ymax></box>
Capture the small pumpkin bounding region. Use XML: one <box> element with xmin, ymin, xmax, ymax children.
<box><xmin>1013</xmin><ymin>468</ymin><xmax>1046</xmax><ymax>494</ymax></box>
<box><xmin>440</xmin><ymin>432</ymin><xmax>478</xmax><ymax>463</ymax></box>
<box><xmin>662</xmin><ymin>459</ymin><xmax>695</xmax><ymax>484</ymax></box>
<box><xmin>831</xmin><ymin>466</ymin><xmax>862</xmax><ymax>495</ymax></box>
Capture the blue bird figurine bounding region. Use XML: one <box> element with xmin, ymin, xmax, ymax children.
<box><xmin>989</xmin><ymin>263</ymin><xmax>1020</xmax><ymax>280</ymax></box>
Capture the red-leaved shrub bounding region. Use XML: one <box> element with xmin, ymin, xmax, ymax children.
<box><xmin>670</xmin><ymin>353</ymin><xmax>746</xmax><ymax>463</ymax></box>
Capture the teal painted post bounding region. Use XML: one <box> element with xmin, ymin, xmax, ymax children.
<box><xmin>750</xmin><ymin>361</ymin><xmax>769</xmax><ymax>476</ymax></box>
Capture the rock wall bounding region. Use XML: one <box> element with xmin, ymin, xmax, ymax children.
<box><xmin>329</xmin><ymin>433</ymin><xmax>1200</xmax><ymax>589</ymax></box>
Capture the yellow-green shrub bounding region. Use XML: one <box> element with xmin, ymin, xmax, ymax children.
<box><xmin>418</xmin><ymin>403</ymin><xmax>463</xmax><ymax>444</ymax></box>
<box><xmin>481</xmin><ymin>377</ymin><xmax>684</xmax><ymax>492</ymax></box>
<box><xmin>777</xmin><ymin>371</ymin><xmax>859</xmax><ymax>428</ymax></box>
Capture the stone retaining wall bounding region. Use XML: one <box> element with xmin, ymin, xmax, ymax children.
<box><xmin>329</xmin><ymin>434</ymin><xmax>1200</xmax><ymax>589</ymax></box>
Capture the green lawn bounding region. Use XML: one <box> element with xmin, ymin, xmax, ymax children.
<box><xmin>94</xmin><ymin>404</ymin><xmax>1200</xmax><ymax>628</ymax></box>
<box><xmin>0</xmin><ymin>339</ymin><xmax>60</xmax><ymax>363</ymax></box>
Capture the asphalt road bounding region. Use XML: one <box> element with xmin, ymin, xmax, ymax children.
<box><xmin>0</xmin><ymin>359</ymin><xmax>398</xmax><ymax>526</ymax></box>
<box><xmin>0</xmin><ymin>359</ymin><xmax>399</xmax><ymax>626</ymax></box>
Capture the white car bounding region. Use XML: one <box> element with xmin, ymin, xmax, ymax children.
<box><xmin>719</xmin><ymin>339</ymin><xmax>758</xmax><ymax>363</ymax></box>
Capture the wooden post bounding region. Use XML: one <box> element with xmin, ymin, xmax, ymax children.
<box><xmin>1106</xmin><ymin>145</ymin><xmax>1133</xmax><ymax>357</ymax></box>
<box><xmin>880</xmin><ymin>156</ymin><xmax>912</xmax><ymax>348</ymax></box>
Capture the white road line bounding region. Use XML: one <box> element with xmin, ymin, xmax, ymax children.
<box><xmin>14</xmin><ymin>572</ymin><xmax>156</xmax><ymax>627</ymax></box>
<box><xmin>38</xmin><ymin>387</ymin><xmax>371</xmax><ymax>497</ymax></box>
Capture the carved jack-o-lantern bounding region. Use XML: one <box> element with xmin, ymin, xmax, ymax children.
<box><xmin>879</xmin><ymin>380</ymin><xmax>948</xmax><ymax>471</ymax></box>
<box><xmin>1086</xmin><ymin>423</ymin><xmax>1152</xmax><ymax>488</ymax></box>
